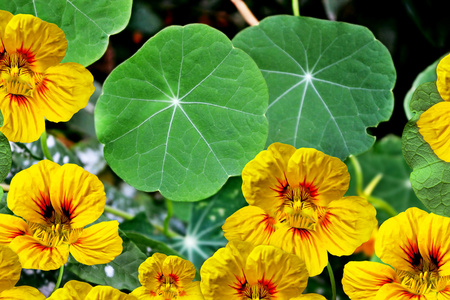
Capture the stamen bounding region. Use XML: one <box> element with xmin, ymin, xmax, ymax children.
<box><xmin>28</xmin><ymin>221</ymin><xmax>82</xmax><ymax>248</ymax></box>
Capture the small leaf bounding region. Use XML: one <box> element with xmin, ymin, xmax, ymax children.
<box><xmin>125</xmin><ymin>231</ymin><xmax>182</xmax><ymax>258</ymax></box>
<box><xmin>401</xmin><ymin>82</ymin><xmax>450</xmax><ymax>216</ymax></box>
<box><xmin>95</xmin><ymin>24</ymin><xmax>269</xmax><ymax>201</ymax></box>
<box><xmin>233</xmin><ymin>15</ymin><xmax>396</xmax><ymax>160</ymax></box>
<box><xmin>0</xmin><ymin>132</ymin><xmax>11</xmax><ymax>183</ymax></box>
<box><xmin>2</xmin><ymin>0</ymin><xmax>132</xmax><ymax>66</ymax></box>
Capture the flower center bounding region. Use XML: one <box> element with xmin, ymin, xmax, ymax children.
<box><xmin>156</xmin><ymin>274</ymin><xmax>182</xmax><ymax>299</ymax></box>
<box><xmin>397</xmin><ymin>260</ymin><xmax>449</xmax><ymax>294</ymax></box>
<box><xmin>0</xmin><ymin>52</ymin><xmax>34</xmax><ymax>96</ymax></box>
<box><xmin>239</xmin><ymin>281</ymin><xmax>277</xmax><ymax>299</ymax></box>
<box><xmin>28</xmin><ymin>220</ymin><xmax>82</xmax><ymax>248</ymax></box>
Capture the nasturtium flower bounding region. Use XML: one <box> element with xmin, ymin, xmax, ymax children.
<box><xmin>131</xmin><ymin>253</ymin><xmax>204</xmax><ymax>299</ymax></box>
<box><xmin>0</xmin><ymin>244</ymin><xmax>45</xmax><ymax>299</ymax></box>
<box><xmin>0</xmin><ymin>10</ymin><xmax>94</xmax><ymax>143</ymax></box>
<box><xmin>342</xmin><ymin>207</ymin><xmax>450</xmax><ymax>299</ymax></box>
<box><xmin>48</xmin><ymin>280</ymin><xmax>137</xmax><ymax>300</ymax></box>
<box><xmin>222</xmin><ymin>143</ymin><xmax>377</xmax><ymax>276</ymax></box>
<box><xmin>417</xmin><ymin>53</ymin><xmax>450</xmax><ymax>162</ymax></box>
<box><xmin>0</xmin><ymin>160</ymin><xmax>122</xmax><ymax>270</ymax></box>
<box><xmin>200</xmin><ymin>240</ymin><xmax>325</xmax><ymax>300</ymax></box>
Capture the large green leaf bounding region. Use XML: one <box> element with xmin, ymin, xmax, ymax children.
<box><xmin>233</xmin><ymin>15</ymin><xmax>396</xmax><ymax>160</ymax></box>
<box><xmin>401</xmin><ymin>82</ymin><xmax>450</xmax><ymax>215</ymax></box>
<box><xmin>95</xmin><ymin>24</ymin><xmax>268</xmax><ymax>201</ymax></box>
<box><xmin>346</xmin><ymin>135</ymin><xmax>426</xmax><ymax>223</ymax></box>
<box><xmin>2</xmin><ymin>0</ymin><xmax>132</xmax><ymax>66</ymax></box>
<box><xmin>0</xmin><ymin>132</ymin><xmax>11</xmax><ymax>183</ymax></box>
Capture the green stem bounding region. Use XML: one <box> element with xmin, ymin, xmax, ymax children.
<box><xmin>349</xmin><ymin>155</ymin><xmax>363</xmax><ymax>195</ymax></box>
<box><xmin>51</xmin><ymin>264</ymin><xmax>64</xmax><ymax>294</ymax></box>
<box><xmin>292</xmin><ymin>0</ymin><xmax>300</xmax><ymax>16</ymax></box>
<box><xmin>163</xmin><ymin>199</ymin><xmax>173</xmax><ymax>237</ymax></box>
<box><xmin>363</xmin><ymin>173</ymin><xmax>383</xmax><ymax>197</ymax></box>
<box><xmin>327</xmin><ymin>261</ymin><xmax>336</xmax><ymax>300</ymax></box>
<box><xmin>104</xmin><ymin>205</ymin><xmax>134</xmax><ymax>220</ymax></box>
<box><xmin>367</xmin><ymin>195</ymin><xmax>398</xmax><ymax>217</ymax></box>
<box><xmin>40</xmin><ymin>131</ymin><xmax>53</xmax><ymax>162</ymax></box>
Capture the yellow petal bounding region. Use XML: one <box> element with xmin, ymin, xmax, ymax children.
<box><xmin>270</xmin><ymin>226</ymin><xmax>327</xmax><ymax>277</ymax></box>
<box><xmin>342</xmin><ymin>261</ymin><xmax>399</xmax><ymax>300</ymax></box>
<box><xmin>290</xmin><ymin>294</ymin><xmax>327</xmax><ymax>300</ymax></box>
<box><xmin>85</xmin><ymin>285</ymin><xmax>137</xmax><ymax>300</ymax></box>
<box><xmin>9</xmin><ymin>235</ymin><xmax>69</xmax><ymax>270</ymax></box>
<box><xmin>417</xmin><ymin>212</ymin><xmax>450</xmax><ymax>277</ymax></box>
<box><xmin>200</xmin><ymin>241</ymin><xmax>254</xmax><ymax>299</ymax></box>
<box><xmin>286</xmin><ymin>148</ymin><xmax>350</xmax><ymax>206</ymax></box>
<box><xmin>0</xmin><ymin>214</ymin><xmax>29</xmax><ymax>245</ymax></box>
<box><xmin>35</xmin><ymin>63</ymin><xmax>94</xmax><ymax>122</ymax></box>
<box><xmin>138</xmin><ymin>252</ymin><xmax>166</xmax><ymax>290</ymax></box>
<box><xmin>242</xmin><ymin>142</ymin><xmax>296</xmax><ymax>211</ymax></box>
<box><xmin>70</xmin><ymin>221</ymin><xmax>122</xmax><ymax>265</ymax></box>
<box><xmin>377</xmin><ymin>282</ymin><xmax>436</xmax><ymax>300</ymax></box>
<box><xmin>244</xmin><ymin>244</ymin><xmax>308</xmax><ymax>299</ymax></box>
<box><xmin>0</xmin><ymin>286</ymin><xmax>46</xmax><ymax>299</ymax></box>
<box><xmin>437</xmin><ymin>53</ymin><xmax>450</xmax><ymax>101</ymax></box>
<box><xmin>0</xmin><ymin>93</ymin><xmax>45</xmax><ymax>143</ymax></box>
<box><xmin>179</xmin><ymin>282</ymin><xmax>204</xmax><ymax>300</ymax></box>
<box><xmin>50</xmin><ymin>163</ymin><xmax>106</xmax><ymax>228</ymax></box>
<box><xmin>47</xmin><ymin>280</ymin><xmax>93</xmax><ymax>300</ymax></box>
<box><xmin>0</xmin><ymin>245</ymin><xmax>21</xmax><ymax>291</ymax></box>
<box><xmin>0</xmin><ymin>11</ymin><xmax>13</xmax><ymax>53</ymax></box>
<box><xmin>7</xmin><ymin>160</ymin><xmax>59</xmax><ymax>225</ymax></box>
<box><xmin>417</xmin><ymin>101</ymin><xmax>450</xmax><ymax>162</ymax></box>
<box><xmin>3</xmin><ymin>14</ymin><xmax>66</xmax><ymax>72</ymax></box>
<box><xmin>375</xmin><ymin>207</ymin><xmax>428</xmax><ymax>273</ymax></box>
<box><xmin>223</xmin><ymin>206</ymin><xmax>277</xmax><ymax>245</ymax></box>
<box><xmin>162</xmin><ymin>256</ymin><xmax>197</xmax><ymax>287</ymax></box>
<box><xmin>315</xmin><ymin>196</ymin><xmax>377</xmax><ymax>256</ymax></box>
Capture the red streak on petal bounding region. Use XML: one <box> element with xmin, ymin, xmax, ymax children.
<box><xmin>270</xmin><ymin>173</ymin><xmax>289</xmax><ymax>199</ymax></box>
<box><xmin>320</xmin><ymin>211</ymin><xmax>334</xmax><ymax>232</ymax></box>
<box><xmin>299</xmin><ymin>177</ymin><xmax>319</xmax><ymax>199</ymax></box>
<box><xmin>429</xmin><ymin>243</ymin><xmax>443</xmax><ymax>270</ymax></box>
<box><xmin>377</xmin><ymin>278</ymin><xmax>394</xmax><ymax>286</ymax></box>
<box><xmin>258</xmin><ymin>214</ymin><xmax>276</xmax><ymax>239</ymax></box>
<box><xmin>398</xmin><ymin>291</ymin><xmax>426</xmax><ymax>299</ymax></box>
<box><xmin>258</xmin><ymin>273</ymin><xmax>278</xmax><ymax>296</ymax></box>
<box><xmin>8</xmin><ymin>94</ymin><xmax>29</xmax><ymax>108</ymax></box>
<box><xmin>399</xmin><ymin>239</ymin><xmax>422</xmax><ymax>269</ymax></box>
<box><xmin>229</xmin><ymin>273</ymin><xmax>247</xmax><ymax>295</ymax></box>
<box><xmin>17</xmin><ymin>43</ymin><xmax>36</xmax><ymax>66</ymax></box>
<box><xmin>31</xmin><ymin>190</ymin><xmax>54</xmax><ymax>221</ymax></box>
<box><xmin>290</xmin><ymin>227</ymin><xmax>312</xmax><ymax>242</ymax></box>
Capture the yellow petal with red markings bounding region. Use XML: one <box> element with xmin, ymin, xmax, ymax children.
<box><xmin>377</xmin><ymin>282</ymin><xmax>436</xmax><ymax>300</ymax></box>
<box><xmin>70</xmin><ymin>221</ymin><xmax>122</xmax><ymax>265</ymax></box>
<box><xmin>0</xmin><ymin>214</ymin><xmax>28</xmax><ymax>245</ymax></box>
<box><xmin>35</xmin><ymin>63</ymin><xmax>94</xmax><ymax>122</ymax></box>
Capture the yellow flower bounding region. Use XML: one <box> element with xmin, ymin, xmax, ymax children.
<box><xmin>417</xmin><ymin>53</ymin><xmax>450</xmax><ymax>162</ymax></box>
<box><xmin>222</xmin><ymin>143</ymin><xmax>377</xmax><ymax>276</ymax></box>
<box><xmin>131</xmin><ymin>253</ymin><xmax>204</xmax><ymax>299</ymax></box>
<box><xmin>48</xmin><ymin>280</ymin><xmax>137</xmax><ymax>300</ymax></box>
<box><xmin>342</xmin><ymin>207</ymin><xmax>450</xmax><ymax>299</ymax></box>
<box><xmin>0</xmin><ymin>160</ymin><xmax>122</xmax><ymax>270</ymax></box>
<box><xmin>0</xmin><ymin>10</ymin><xmax>94</xmax><ymax>143</ymax></box>
<box><xmin>200</xmin><ymin>240</ymin><xmax>324</xmax><ymax>300</ymax></box>
<box><xmin>0</xmin><ymin>244</ymin><xmax>45</xmax><ymax>299</ymax></box>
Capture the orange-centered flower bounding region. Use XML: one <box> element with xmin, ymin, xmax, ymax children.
<box><xmin>342</xmin><ymin>207</ymin><xmax>450</xmax><ymax>299</ymax></box>
<box><xmin>417</xmin><ymin>53</ymin><xmax>450</xmax><ymax>162</ymax></box>
<box><xmin>0</xmin><ymin>10</ymin><xmax>94</xmax><ymax>143</ymax></box>
<box><xmin>0</xmin><ymin>245</ymin><xmax>45</xmax><ymax>299</ymax></box>
<box><xmin>222</xmin><ymin>143</ymin><xmax>377</xmax><ymax>276</ymax></box>
<box><xmin>49</xmin><ymin>280</ymin><xmax>137</xmax><ymax>300</ymax></box>
<box><xmin>131</xmin><ymin>253</ymin><xmax>204</xmax><ymax>299</ymax></box>
<box><xmin>0</xmin><ymin>160</ymin><xmax>123</xmax><ymax>270</ymax></box>
<box><xmin>200</xmin><ymin>240</ymin><xmax>326</xmax><ymax>300</ymax></box>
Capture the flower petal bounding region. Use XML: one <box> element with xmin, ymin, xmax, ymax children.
<box><xmin>0</xmin><ymin>93</ymin><xmax>45</xmax><ymax>143</ymax></box>
<box><xmin>200</xmin><ymin>240</ymin><xmax>254</xmax><ymax>299</ymax></box>
<box><xmin>375</xmin><ymin>207</ymin><xmax>428</xmax><ymax>273</ymax></box>
<box><xmin>0</xmin><ymin>11</ymin><xmax>13</xmax><ymax>52</ymax></box>
<box><xmin>286</xmin><ymin>148</ymin><xmax>350</xmax><ymax>206</ymax></box>
<box><xmin>48</xmin><ymin>280</ymin><xmax>93</xmax><ymax>300</ymax></box>
<box><xmin>179</xmin><ymin>282</ymin><xmax>204</xmax><ymax>300</ymax></box>
<box><xmin>138</xmin><ymin>252</ymin><xmax>166</xmax><ymax>290</ymax></box>
<box><xmin>417</xmin><ymin>212</ymin><xmax>450</xmax><ymax>276</ymax></box>
<box><xmin>70</xmin><ymin>221</ymin><xmax>122</xmax><ymax>265</ymax></box>
<box><xmin>0</xmin><ymin>214</ymin><xmax>29</xmax><ymax>245</ymax></box>
<box><xmin>315</xmin><ymin>196</ymin><xmax>377</xmax><ymax>256</ymax></box>
<box><xmin>3</xmin><ymin>14</ymin><xmax>66</xmax><ymax>72</ymax></box>
<box><xmin>162</xmin><ymin>255</ymin><xmax>196</xmax><ymax>287</ymax></box>
<box><xmin>244</xmin><ymin>244</ymin><xmax>308</xmax><ymax>299</ymax></box>
<box><xmin>7</xmin><ymin>160</ymin><xmax>59</xmax><ymax>224</ymax></box>
<box><xmin>242</xmin><ymin>143</ymin><xmax>296</xmax><ymax>211</ymax></box>
<box><xmin>85</xmin><ymin>285</ymin><xmax>137</xmax><ymax>300</ymax></box>
<box><xmin>0</xmin><ymin>286</ymin><xmax>46</xmax><ymax>300</ymax></box>
<box><xmin>50</xmin><ymin>163</ymin><xmax>106</xmax><ymax>228</ymax></box>
<box><xmin>35</xmin><ymin>63</ymin><xmax>94</xmax><ymax>122</ymax></box>
<box><xmin>437</xmin><ymin>53</ymin><xmax>450</xmax><ymax>101</ymax></box>
<box><xmin>9</xmin><ymin>235</ymin><xmax>69</xmax><ymax>270</ymax></box>
<box><xmin>417</xmin><ymin>101</ymin><xmax>450</xmax><ymax>162</ymax></box>
<box><xmin>291</xmin><ymin>295</ymin><xmax>327</xmax><ymax>300</ymax></box>
<box><xmin>223</xmin><ymin>206</ymin><xmax>277</xmax><ymax>245</ymax></box>
<box><xmin>0</xmin><ymin>245</ymin><xmax>21</xmax><ymax>291</ymax></box>
<box><xmin>342</xmin><ymin>261</ymin><xmax>399</xmax><ymax>300</ymax></box>
<box><xmin>270</xmin><ymin>226</ymin><xmax>327</xmax><ymax>277</ymax></box>
<box><xmin>377</xmin><ymin>282</ymin><xmax>436</xmax><ymax>300</ymax></box>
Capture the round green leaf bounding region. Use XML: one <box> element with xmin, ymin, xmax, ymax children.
<box><xmin>2</xmin><ymin>0</ymin><xmax>132</xmax><ymax>66</ymax></box>
<box><xmin>95</xmin><ymin>24</ymin><xmax>268</xmax><ymax>201</ymax></box>
<box><xmin>401</xmin><ymin>82</ymin><xmax>450</xmax><ymax>216</ymax></box>
<box><xmin>233</xmin><ymin>15</ymin><xmax>396</xmax><ymax>160</ymax></box>
<box><xmin>0</xmin><ymin>132</ymin><xmax>11</xmax><ymax>183</ymax></box>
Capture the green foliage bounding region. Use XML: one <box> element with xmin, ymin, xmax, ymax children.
<box><xmin>95</xmin><ymin>23</ymin><xmax>269</xmax><ymax>202</ymax></box>
<box><xmin>233</xmin><ymin>15</ymin><xmax>396</xmax><ymax>160</ymax></box>
<box><xmin>401</xmin><ymin>82</ymin><xmax>450</xmax><ymax>216</ymax></box>
<box><xmin>2</xmin><ymin>0</ymin><xmax>132</xmax><ymax>66</ymax></box>
<box><xmin>0</xmin><ymin>132</ymin><xmax>11</xmax><ymax>183</ymax></box>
